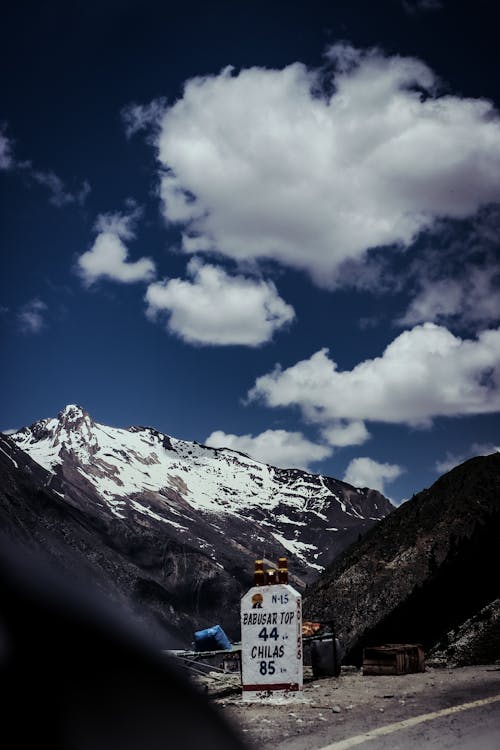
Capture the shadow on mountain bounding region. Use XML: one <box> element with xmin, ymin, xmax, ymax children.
<box><xmin>304</xmin><ymin>453</ymin><xmax>500</xmax><ymax>666</ymax></box>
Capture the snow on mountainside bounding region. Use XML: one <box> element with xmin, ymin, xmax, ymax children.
<box><xmin>3</xmin><ymin>405</ymin><xmax>394</xmax><ymax>642</ymax></box>
<box><xmin>11</xmin><ymin>405</ymin><xmax>393</xmax><ymax>575</ymax></box>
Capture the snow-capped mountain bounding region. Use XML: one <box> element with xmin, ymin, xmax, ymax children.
<box><xmin>12</xmin><ymin>405</ymin><xmax>392</xmax><ymax>570</ymax></box>
<box><xmin>4</xmin><ymin>405</ymin><xmax>393</xmax><ymax>642</ymax></box>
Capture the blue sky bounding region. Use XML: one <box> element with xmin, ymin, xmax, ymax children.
<box><xmin>1</xmin><ymin>0</ymin><xmax>499</xmax><ymax>503</ymax></box>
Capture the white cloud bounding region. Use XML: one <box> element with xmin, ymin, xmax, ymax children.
<box><xmin>399</xmin><ymin>278</ymin><xmax>463</xmax><ymax>326</ymax></box>
<box><xmin>78</xmin><ymin>234</ymin><xmax>155</xmax><ymax>286</ymax></box>
<box><xmin>248</xmin><ymin>323</ymin><xmax>500</xmax><ymax>428</ymax></box>
<box><xmin>0</xmin><ymin>127</ymin><xmax>13</xmax><ymax>170</ymax></box>
<box><xmin>399</xmin><ymin>268</ymin><xmax>500</xmax><ymax>328</ymax></box>
<box><xmin>388</xmin><ymin>206</ymin><xmax>500</xmax><ymax>329</ymax></box>
<box><xmin>145</xmin><ymin>260</ymin><xmax>295</xmax><ymax>346</ymax></box>
<box><xmin>122</xmin><ymin>98</ymin><xmax>167</xmax><ymax>138</ymax></box>
<box><xmin>77</xmin><ymin>209</ymin><xmax>155</xmax><ymax>286</ymax></box>
<box><xmin>332</xmin><ymin>205</ymin><xmax>500</xmax><ymax>321</ymax></box>
<box><xmin>94</xmin><ymin>209</ymin><xmax>138</xmax><ymax>240</ymax></box>
<box><xmin>205</xmin><ymin>428</ymin><xmax>332</xmax><ymax>470</ymax></box>
<box><xmin>18</xmin><ymin>299</ymin><xmax>47</xmax><ymax>334</ymax></box>
<box><xmin>343</xmin><ymin>457</ymin><xmax>404</xmax><ymax>495</ymax></box>
<box><xmin>155</xmin><ymin>45</ymin><xmax>500</xmax><ymax>286</ymax></box>
<box><xmin>435</xmin><ymin>443</ymin><xmax>500</xmax><ymax>474</ymax></box>
<box><xmin>321</xmin><ymin>420</ymin><xmax>371</xmax><ymax>447</ymax></box>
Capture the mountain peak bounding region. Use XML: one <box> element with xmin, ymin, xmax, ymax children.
<box><xmin>58</xmin><ymin>404</ymin><xmax>89</xmax><ymax>422</ymax></box>
<box><xmin>56</xmin><ymin>404</ymin><xmax>95</xmax><ymax>434</ymax></box>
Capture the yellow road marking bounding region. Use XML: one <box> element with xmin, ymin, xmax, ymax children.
<box><xmin>317</xmin><ymin>693</ymin><xmax>500</xmax><ymax>750</ymax></box>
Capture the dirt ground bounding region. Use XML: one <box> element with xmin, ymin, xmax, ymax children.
<box><xmin>197</xmin><ymin>664</ymin><xmax>500</xmax><ymax>749</ymax></box>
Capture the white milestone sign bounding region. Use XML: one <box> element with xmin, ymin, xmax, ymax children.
<box><xmin>241</xmin><ymin>583</ymin><xmax>303</xmax><ymax>700</ymax></box>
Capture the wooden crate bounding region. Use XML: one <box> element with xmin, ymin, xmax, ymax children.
<box><xmin>363</xmin><ymin>644</ymin><xmax>425</xmax><ymax>675</ymax></box>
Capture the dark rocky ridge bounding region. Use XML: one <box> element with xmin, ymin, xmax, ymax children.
<box><xmin>304</xmin><ymin>453</ymin><xmax>500</xmax><ymax>666</ymax></box>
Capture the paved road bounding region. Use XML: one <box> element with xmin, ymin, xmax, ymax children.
<box><xmin>220</xmin><ymin>665</ymin><xmax>500</xmax><ymax>750</ymax></box>
<box><xmin>313</xmin><ymin>694</ymin><xmax>500</xmax><ymax>750</ymax></box>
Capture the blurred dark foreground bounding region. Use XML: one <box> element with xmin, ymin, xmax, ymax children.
<box><xmin>0</xmin><ymin>537</ymin><xmax>248</xmax><ymax>750</ymax></box>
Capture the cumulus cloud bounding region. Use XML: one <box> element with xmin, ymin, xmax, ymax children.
<box><xmin>400</xmin><ymin>278</ymin><xmax>464</xmax><ymax>326</ymax></box>
<box><xmin>122</xmin><ymin>98</ymin><xmax>167</xmax><ymax>138</ymax></box>
<box><xmin>145</xmin><ymin>260</ymin><xmax>295</xmax><ymax>346</ymax></box>
<box><xmin>205</xmin><ymin>428</ymin><xmax>332</xmax><ymax>470</ymax></box>
<box><xmin>248</xmin><ymin>323</ymin><xmax>500</xmax><ymax>428</ymax></box>
<box><xmin>77</xmin><ymin>209</ymin><xmax>155</xmax><ymax>287</ymax></box>
<box><xmin>154</xmin><ymin>44</ymin><xmax>500</xmax><ymax>286</ymax></box>
<box><xmin>320</xmin><ymin>420</ymin><xmax>371</xmax><ymax>447</ymax></box>
<box><xmin>435</xmin><ymin>443</ymin><xmax>500</xmax><ymax>474</ymax></box>
<box><xmin>332</xmin><ymin>206</ymin><xmax>500</xmax><ymax>328</ymax></box>
<box><xmin>343</xmin><ymin>457</ymin><xmax>404</xmax><ymax>495</ymax></box>
<box><xmin>388</xmin><ymin>206</ymin><xmax>500</xmax><ymax>329</ymax></box>
<box><xmin>94</xmin><ymin>209</ymin><xmax>138</xmax><ymax>239</ymax></box>
<box><xmin>399</xmin><ymin>269</ymin><xmax>500</xmax><ymax>328</ymax></box>
<box><xmin>18</xmin><ymin>299</ymin><xmax>47</xmax><ymax>333</ymax></box>
<box><xmin>78</xmin><ymin>234</ymin><xmax>155</xmax><ymax>286</ymax></box>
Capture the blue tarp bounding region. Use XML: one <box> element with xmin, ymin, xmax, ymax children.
<box><xmin>194</xmin><ymin>624</ymin><xmax>232</xmax><ymax>652</ymax></box>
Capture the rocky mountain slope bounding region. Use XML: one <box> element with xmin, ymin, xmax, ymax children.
<box><xmin>0</xmin><ymin>433</ymin><xmax>184</xmax><ymax>644</ymax></box>
<box><xmin>304</xmin><ymin>452</ymin><xmax>500</xmax><ymax>666</ymax></box>
<box><xmin>1</xmin><ymin>405</ymin><xmax>392</xmax><ymax>643</ymax></box>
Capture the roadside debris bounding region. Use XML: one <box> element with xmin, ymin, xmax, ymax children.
<box><xmin>363</xmin><ymin>644</ymin><xmax>425</xmax><ymax>675</ymax></box>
